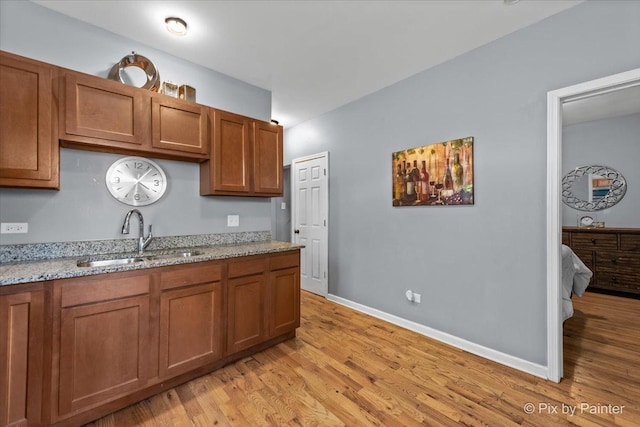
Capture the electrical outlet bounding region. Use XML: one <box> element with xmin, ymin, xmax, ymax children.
<box><xmin>227</xmin><ymin>215</ymin><xmax>240</xmax><ymax>227</ymax></box>
<box><xmin>1</xmin><ymin>222</ymin><xmax>29</xmax><ymax>234</ymax></box>
<box><xmin>413</xmin><ymin>293</ymin><xmax>421</xmax><ymax>303</ymax></box>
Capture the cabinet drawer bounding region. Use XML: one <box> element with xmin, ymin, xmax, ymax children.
<box><xmin>228</xmin><ymin>257</ymin><xmax>266</xmax><ymax>278</ymax></box>
<box><xmin>269</xmin><ymin>251</ymin><xmax>299</xmax><ymax>271</ymax></box>
<box><xmin>160</xmin><ymin>262</ymin><xmax>222</xmax><ymax>290</ymax></box>
<box><xmin>595</xmin><ymin>271</ymin><xmax>640</xmax><ymax>294</ymax></box>
<box><xmin>571</xmin><ymin>233</ymin><xmax>617</xmax><ymax>250</ymax></box>
<box><xmin>620</xmin><ymin>234</ymin><xmax>640</xmax><ymax>252</ymax></box>
<box><xmin>60</xmin><ymin>273</ymin><xmax>150</xmax><ymax>308</ymax></box>
<box><xmin>595</xmin><ymin>251</ymin><xmax>640</xmax><ymax>270</ymax></box>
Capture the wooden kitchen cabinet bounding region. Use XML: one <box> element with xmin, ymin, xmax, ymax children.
<box><xmin>268</xmin><ymin>252</ymin><xmax>300</xmax><ymax>338</ymax></box>
<box><xmin>200</xmin><ymin>109</ymin><xmax>283</xmax><ymax>197</ymax></box>
<box><xmin>53</xmin><ymin>272</ymin><xmax>152</xmax><ymax>419</ymax></box>
<box><xmin>0</xmin><ymin>289</ymin><xmax>45</xmax><ymax>427</ymax></box>
<box><xmin>59</xmin><ymin>71</ymin><xmax>208</xmax><ymax>161</ymax></box>
<box><xmin>226</xmin><ymin>250</ymin><xmax>300</xmax><ymax>353</ymax></box>
<box><xmin>151</xmin><ymin>95</ymin><xmax>208</xmax><ymax>157</ymax></box>
<box><xmin>226</xmin><ymin>256</ymin><xmax>268</xmax><ymax>353</ymax></box>
<box><xmin>0</xmin><ymin>51</ymin><xmax>59</xmax><ymax>189</ymax></box>
<box><xmin>253</xmin><ymin>119</ymin><xmax>283</xmax><ymax>195</ymax></box>
<box><xmin>158</xmin><ymin>262</ymin><xmax>224</xmax><ymax>379</ymax></box>
<box><xmin>5</xmin><ymin>249</ymin><xmax>300</xmax><ymax>426</ymax></box>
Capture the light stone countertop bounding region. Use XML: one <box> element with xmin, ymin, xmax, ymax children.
<box><xmin>0</xmin><ymin>240</ymin><xmax>303</xmax><ymax>287</ymax></box>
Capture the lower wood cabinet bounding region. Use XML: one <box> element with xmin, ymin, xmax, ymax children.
<box><xmin>227</xmin><ymin>272</ymin><xmax>267</xmax><ymax>353</ymax></box>
<box><xmin>1</xmin><ymin>249</ymin><xmax>299</xmax><ymax>426</ymax></box>
<box><xmin>159</xmin><ymin>263</ymin><xmax>224</xmax><ymax>379</ymax></box>
<box><xmin>54</xmin><ymin>272</ymin><xmax>152</xmax><ymax>419</ymax></box>
<box><xmin>0</xmin><ymin>289</ymin><xmax>45</xmax><ymax>427</ymax></box>
<box><xmin>227</xmin><ymin>251</ymin><xmax>300</xmax><ymax>353</ymax></box>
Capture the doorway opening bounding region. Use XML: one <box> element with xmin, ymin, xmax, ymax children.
<box><xmin>546</xmin><ymin>68</ymin><xmax>640</xmax><ymax>382</ymax></box>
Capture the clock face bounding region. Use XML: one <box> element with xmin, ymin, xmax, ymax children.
<box><xmin>580</xmin><ymin>215</ymin><xmax>594</xmax><ymax>226</ymax></box>
<box><xmin>105</xmin><ymin>157</ymin><xmax>167</xmax><ymax>206</ymax></box>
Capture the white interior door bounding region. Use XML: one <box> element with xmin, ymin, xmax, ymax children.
<box><xmin>292</xmin><ymin>152</ymin><xmax>328</xmax><ymax>296</ymax></box>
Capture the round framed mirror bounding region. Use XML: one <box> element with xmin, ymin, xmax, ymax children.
<box><xmin>562</xmin><ymin>165</ymin><xmax>626</xmax><ymax>211</ymax></box>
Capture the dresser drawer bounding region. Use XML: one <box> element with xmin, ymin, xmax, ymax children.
<box><xmin>595</xmin><ymin>271</ymin><xmax>640</xmax><ymax>294</ymax></box>
<box><xmin>620</xmin><ymin>234</ymin><xmax>640</xmax><ymax>252</ymax></box>
<box><xmin>596</xmin><ymin>251</ymin><xmax>640</xmax><ymax>270</ymax></box>
<box><xmin>571</xmin><ymin>233</ymin><xmax>618</xmax><ymax>250</ymax></box>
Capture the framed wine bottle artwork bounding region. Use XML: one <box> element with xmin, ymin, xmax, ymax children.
<box><xmin>392</xmin><ymin>136</ymin><xmax>474</xmax><ymax>207</ymax></box>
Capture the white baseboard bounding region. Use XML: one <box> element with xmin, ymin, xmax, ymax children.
<box><xmin>326</xmin><ymin>293</ymin><xmax>548</xmax><ymax>380</ymax></box>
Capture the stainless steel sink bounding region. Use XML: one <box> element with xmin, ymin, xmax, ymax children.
<box><xmin>145</xmin><ymin>250</ymin><xmax>204</xmax><ymax>260</ymax></box>
<box><xmin>76</xmin><ymin>257</ymin><xmax>145</xmax><ymax>267</ymax></box>
<box><xmin>76</xmin><ymin>250</ymin><xmax>205</xmax><ymax>267</ymax></box>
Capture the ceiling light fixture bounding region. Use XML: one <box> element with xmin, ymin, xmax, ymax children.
<box><xmin>165</xmin><ymin>17</ymin><xmax>188</xmax><ymax>36</ymax></box>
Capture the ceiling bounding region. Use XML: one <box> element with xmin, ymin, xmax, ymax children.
<box><xmin>562</xmin><ymin>85</ymin><xmax>640</xmax><ymax>126</ymax></box>
<box><xmin>33</xmin><ymin>0</ymin><xmax>583</xmax><ymax>127</ymax></box>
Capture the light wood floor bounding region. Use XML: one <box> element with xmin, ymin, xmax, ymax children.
<box><xmin>86</xmin><ymin>290</ymin><xmax>640</xmax><ymax>426</ymax></box>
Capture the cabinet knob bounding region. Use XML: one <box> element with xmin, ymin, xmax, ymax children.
<box><xmin>590</xmin><ymin>239</ymin><xmax>596</xmax><ymax>244</ymax></box>
<box><xmin>294</xmin><ymin>229</ymin><xmax>300</xmax><ymax>234</ymax></box>
<box><xmin>611</xmin><ymin>258</ymin><xmax>617</xmax><ymax>265</ymax></box>
<box><xmin>612</xmin><ymin>276</ymin><xmax>618</xmax><ymax>283</ymax></box>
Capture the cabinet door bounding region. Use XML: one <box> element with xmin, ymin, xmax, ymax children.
<box><xmin>253</xmin><ymin>120</ymin><xmax>283</xmax><ymax>195</ymax></box>
<box><xmin>0</xmin><ymin>291</ymin><xmax>44</xmax><ymax>427</ymax></box>
<box><xmin>58</xmin><ymin>295</ymin><xmax>150</xmax><ymax>416</ymax></box>
<box><xmin>227</xmin><ymin>274</ymin><xmax>266</xmax><ymax>353</ymax></box>
<box><xmin>159</xmin><ymin>282</ymin><xmax>223</xmax><ymax>379</ymax></box>
<box><xmin>0</xmin><ymin>52</ymin><xmax>59</xmax><ymax>189</ymax></box>
<box><xmin>268</xmin><ymin>267</ymin><xmax>300</xmax><ymax>338</ymax></box>
<box><xmin>151</xmin><ymin>96</ymin><xmax>208</xmax><ymax>158</ymax></box>
<box><xmin>201</xmin><ymin>109</ymin><xmax>251</xmax><ymax>194</ymax></box>
<box><xmin>62</xmin><ymin>72</ymin><xmax>150</xmax><ymax>149</ymax></box>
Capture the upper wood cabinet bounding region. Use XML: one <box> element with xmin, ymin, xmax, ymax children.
<box><xmin>200</xmin><ymin>109</ymin><xmax>283</xmax><ymax>197</ymax></box>
<box><xmin>0</xmin><ymin>51</ymin><xmax>59</xmax><ymax>189</ymax></box>
<box><xmin>254</xmin><ymin>120</ymin><xmax>284</xmax><ymax>195</ymax></box>
<box><xmin>59</xmin><ymin>71</ymin><xmax>208</xmax><ymax>161</ymax></box>
<box><xmin>61</xmin><ymin>71</ymin><xmax>150</xmax><ymax>150</ymax></box>
<box><xmin>151</xmin><ymin>95</ymin><xmax>208</xmax><ymax>156</ymax></box>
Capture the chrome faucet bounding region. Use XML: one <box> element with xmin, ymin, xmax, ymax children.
<box><xmin>121</xmin><ymin>209</ymin><xmax>153</xmax><ymax>255</ymax></box>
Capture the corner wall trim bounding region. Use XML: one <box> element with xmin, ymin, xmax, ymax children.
<box><xmin>326</xmin><ymin>293</ymin><xmax>548</xmax><ymax>380</ymax></box>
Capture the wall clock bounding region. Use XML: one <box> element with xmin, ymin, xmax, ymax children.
<box><xmin>106</xmin><ymin>156</ymin><xmax>167</xmax><ymax>206</ymax></box>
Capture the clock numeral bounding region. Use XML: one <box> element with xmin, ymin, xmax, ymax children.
<box><xmin>134</xmin><ymin>162</ymin><xmax>143</xmax><ymax>169</ymax></box>
<box><xmin>114</xmin><ymin>176</ymin><xmax>120</xmax><ymax>183</ymax></box>
<box><xmin>134</xmin><ymin>193</ymin><xmax>141</xmax><ymax>201</ymax></box>
<box><xmin>154</xmin><ymin>180</ymin><xmax>160</xmax><ymax>186</ymax></box>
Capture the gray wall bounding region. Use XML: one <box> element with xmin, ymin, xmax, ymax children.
<box><xmin>0</xmin><ymin>1</ymin><xmax>272</xmax><ymax>244</ymax></box>
<box><xmin>284</xmin><ymin>1</ymin><xmax>640</xmax><ymax>366</ymax></box>
<box><xmin>563</xmin><ymin>113</ymin><xmax>640</xmax><ymax>228</ymax></box>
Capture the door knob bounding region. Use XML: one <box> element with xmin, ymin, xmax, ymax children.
<box><xmin>294</xmin><ymin>229</ymin><xmax>300</xmax><ymax>234</ymax></box>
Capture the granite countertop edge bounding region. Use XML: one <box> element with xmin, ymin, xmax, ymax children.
<box><xmin>0</xmin><ymin>241</ymin><xmax>303</xmax><ymax>287</ymax></box>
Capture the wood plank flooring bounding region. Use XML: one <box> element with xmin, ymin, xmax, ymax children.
<box><xmin>86</xmin><ymin>290</ymin><xmax>640</xmax><ymax>426</ymax></box>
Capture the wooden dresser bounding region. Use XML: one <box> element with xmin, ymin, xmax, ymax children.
<box><xmin>563</xmin><ymin>227</ymin><xmax>640</xmax><ymax>295</ymax></box>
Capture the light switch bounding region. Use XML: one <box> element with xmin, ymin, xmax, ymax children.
<box><xmin>281</xmin><ymin>202</ymin><xmax>287</xmax><ymax>210</ymax></box>
<box><xmin>227</xmin><ymin>215</ymin><xmax>240</xmax><ymax>227</ymax></box>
